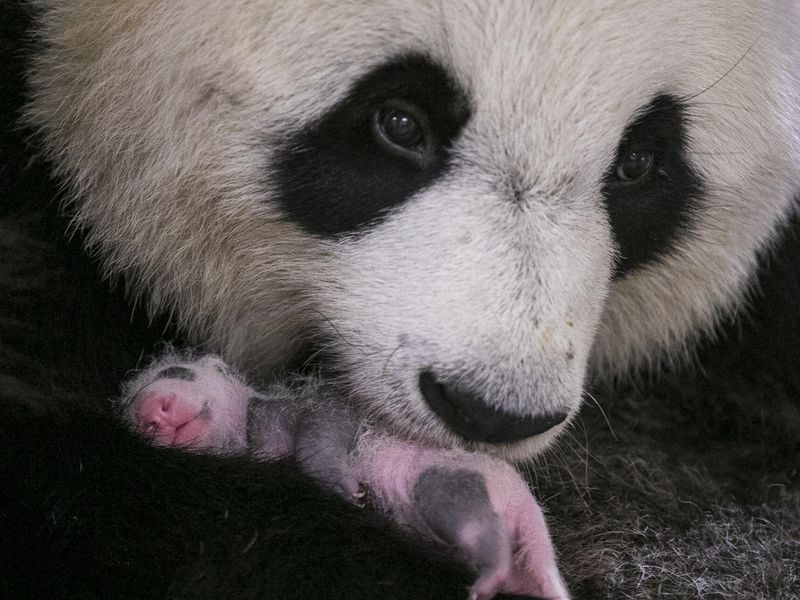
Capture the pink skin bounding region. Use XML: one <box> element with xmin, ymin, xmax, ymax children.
<box><xmin>135</xmin><ymin>391</ymin><xmax>209</xmax><ymax>446</ymax></box>
<box><xmin>355</xmin><ymin>439</ymin><xmax>569</xmax><ymax>600</ymax></box>
<box><xmin>119</xmin><ymin>355</ymin><xmax>569</xmax><ymax>600</ymax></box>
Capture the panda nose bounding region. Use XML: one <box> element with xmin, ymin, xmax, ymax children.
<box><xmin>418</xmin><ymin>370</ymin><xmax>568</xmax><ymax>444</ymax></box>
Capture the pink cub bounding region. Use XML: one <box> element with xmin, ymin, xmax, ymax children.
<box><xmin>118</xmin><ymin>354</ymin><xmax>569</xmax><ymax>600</ymax></box>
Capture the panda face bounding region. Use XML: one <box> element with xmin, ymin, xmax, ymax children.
<box><xmin>28</xmin><ymin>0</ymin><xmax>800</xmax><ymax>458</ymax></box>
<box><xmin>302</xmin><ymin>73</ymin><xmax>704</xmax><ymax>455</ymax></box>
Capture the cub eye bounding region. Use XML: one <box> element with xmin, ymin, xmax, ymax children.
<box><xmin>615</xmin><ymin>149</ymin><xmax>654</xmax><ymax>182</ymax></box>
<box><xmin>373</xmin><ymin>101</ymin><xmax>433</xmax><ymax>166</ymax></box>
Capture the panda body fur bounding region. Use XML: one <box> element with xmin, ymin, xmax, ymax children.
<box><xmin>1</xmin><ymin>1</ymin><xmax>799</xmax><ymax>598</ymax></box>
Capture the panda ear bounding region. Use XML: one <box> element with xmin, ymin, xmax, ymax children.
<box><xmin>602</xmin><ymin>94</ymin><xmax>704</xmax><ymax>277</ymax></box>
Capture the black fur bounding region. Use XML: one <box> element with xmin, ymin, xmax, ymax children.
<box><xmin>274</xmin><ymin>54</ymin><xmax>470</xmax><ymax>237</ymax></box>
<box><xmin>1</xmin><ymin>410</ymin><xmax>487</xmax><ymax>600</ymax></box>
<box><xmin>602</xmin><ymin>94</ymin><xmax>703</xmax><ymax>276</ymax></box>
<box><xmin>2</xmin><ymin>3</ymin><xmax>799</xmax><ymax>599</ymax></box>
<box><xmin>157</xmin><ymin>366</ymin><xmax>197</xmax><ymax>382</ymax></box>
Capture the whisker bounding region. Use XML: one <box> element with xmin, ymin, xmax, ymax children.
<box><xmin>309</xmin><ymin>308</ymin><xmax>368</xmax><ymax>354</ymax></box>
<box><xmin>380</xmin><ymin>341</ymin><xmax>405</xmax><ymax>383</ymax></box>
<box><xmin>300</xmin><ymin>339</ymin><xmax>339</xmax><ymax>371</ymax></box>
<box><xmin>690</xmin><ymin>101</ymin><xmax>753</xmax><ymax>113</ymax></box>
<box><xmin>584</xmin><ymin>390</ymin><xmax>617</xmax><ymax>442</ymax></box>
<box><xmin>682</xmin><ymin>36</ymin><xmax>760</xmax><ymax>103</ymax></box>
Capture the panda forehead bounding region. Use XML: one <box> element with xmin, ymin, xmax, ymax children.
<box><xmin>266</xmin><ymin>0</ymin><xmax>750</xmax><ymax>168</ymax></box>
<box><xmin>263</xmin><ymin>0</ymin><xmax>772</xmax><ymax>270</ymax></box>
<box><xmin>241</xmin><ymin>0</ymin><xmax>777</xmax><ymax>229</ymax></box>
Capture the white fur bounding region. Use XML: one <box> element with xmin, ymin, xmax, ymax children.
<box><xmin>26</xmin><ymin>1</ymin><xmax>800</xmax><ymax>458</ymax></box>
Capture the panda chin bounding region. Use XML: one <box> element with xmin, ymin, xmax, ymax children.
<box><xmin>346</xmin><ymin>378</ymin><xmax>576</xmax><ymax>462</ymax></box>
<box><xmin>471</xmin><ymin>423</ymin><xmax>569</xmax><ymax>464</ymax></box>
<box><xmin>413</xmin><ymin>409</ymin><xmax>570</xmax><ymax>464</ymax></box>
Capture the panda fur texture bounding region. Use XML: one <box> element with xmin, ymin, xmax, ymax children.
<box><xmin>1</xmin><ymin>1</ymin><xmax>799</xmax><ymax>599</ymax></box>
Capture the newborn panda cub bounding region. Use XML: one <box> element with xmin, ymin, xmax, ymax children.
<box><xmin>118</xmin><ymin>355</ymin><xmax>569</xmax><ymax>600</ymax></box>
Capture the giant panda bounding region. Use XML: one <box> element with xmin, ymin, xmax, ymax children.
<box><xmin>1</xmin><ymin>1</ymin><xmax>799</xmax><ymax>599</ymax></box>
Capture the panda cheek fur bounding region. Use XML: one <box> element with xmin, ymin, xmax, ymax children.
<box><xmin>313</xmin><ymin>183</ymin><xmax>613</xmax><ymax>456</ymax></box>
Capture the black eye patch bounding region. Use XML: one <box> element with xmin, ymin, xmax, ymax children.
<box><xmin>601</xmin><ymin>94</ymin><xmax>704</xmax><ymax>277</ymax></box>
<box><xmin>273</xmin><ymin>54</ymin><xmax>471</xmax><ymax>238</ymax></box>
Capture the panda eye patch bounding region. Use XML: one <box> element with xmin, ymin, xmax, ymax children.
<box><xmin>373</xmin><ymin>101</ymin><xmax>433</xmax><ymax>166</ymax></box>
<box><xmin>614</xmin><ymin>149</ymin><xmax>654</xmax><ymax>182</ymax></box>
<box><xmin>601</xmin><ymin>94</ymin><xmax>704</xmax><ymax>277</ymax></box>
<box><xmin>275</xmin><ymin>54</ymin><xmax>470</xmax><ymax>237</ymax></box>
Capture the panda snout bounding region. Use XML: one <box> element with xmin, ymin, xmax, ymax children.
<box><xmin>418</xmin><ymin>370</ymin><xmax>569</xmax><ymax>444</ymax></box>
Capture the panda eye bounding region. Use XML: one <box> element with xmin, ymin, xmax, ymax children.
<box><xmin>380</xmin><ymin>108</ymin><xmax>423</xmax><ymax>147</ymax></box>
<box><xmin>373</xmin><ymin>101</ymin><xmax>433</xmax><ymax>167</ymax></box>
<box><xmin>615</xmin><ymin>149</ymin><xmax>654</xmax><ymax>182</ymax></box>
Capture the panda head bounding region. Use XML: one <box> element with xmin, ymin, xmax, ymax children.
<box><xmin>28</xmin><ymin>0</ymin><xmax>800</xmax><ymax>459</ymax></box>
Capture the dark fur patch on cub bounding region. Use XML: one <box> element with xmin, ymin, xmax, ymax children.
<box><xmin>158</xmin><ymin>366</ymin><xmax>196</xmax><ymax>382</ymax></box>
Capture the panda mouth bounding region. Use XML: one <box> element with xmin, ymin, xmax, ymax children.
<box><xmin>418</xmin><ymin>370</ymin><xmax>568</xmax><ymax>444</ymax></box>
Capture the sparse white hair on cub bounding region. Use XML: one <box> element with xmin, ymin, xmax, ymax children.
<box><xmin>26</xmin><ymin>0</ymin><xmax>800</xmax><ymax>459</ymax></box>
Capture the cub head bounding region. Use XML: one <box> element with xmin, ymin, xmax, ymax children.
<box><xmin>28</xmin><ymin>0</ymin><xmax>800</xmax><ymax>459</ymax></box>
